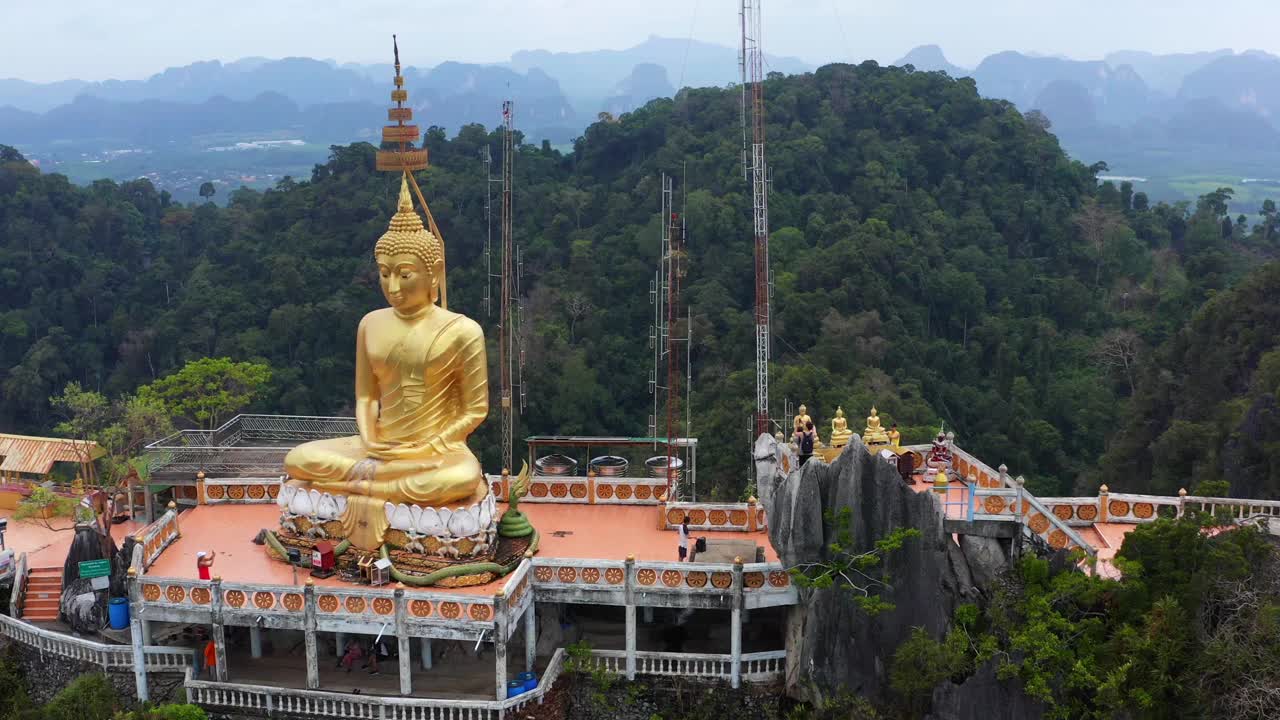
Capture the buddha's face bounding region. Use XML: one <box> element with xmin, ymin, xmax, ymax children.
<box><xmin>377</xmin><ymin>252</ymin><xmax>442</xmax><ymax>314</ymax></box>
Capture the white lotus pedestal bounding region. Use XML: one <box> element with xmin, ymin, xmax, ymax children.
<box><xmin>268</xmin><ymin>483</ymin><xmax>509</xmax><ymax>586</ymax></box>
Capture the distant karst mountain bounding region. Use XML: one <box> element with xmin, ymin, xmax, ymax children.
<box><xmin>893</xmin><ymin>45</ymin><xmax>968</xmax><ymax>77</ymax></box>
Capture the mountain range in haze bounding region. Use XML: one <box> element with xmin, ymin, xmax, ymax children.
<box><xmin>5</xmin><ymin>36</ymin><xmax>1280</xmax><ymax>208</ymax></box>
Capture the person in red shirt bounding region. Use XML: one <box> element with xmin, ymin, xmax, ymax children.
<box><xmin>203</xmin><ymin>638</ymin><xmax>217</xmax><ymax>679</ymax></box>
<box><xmin>197</xmin><ymin>551</ymin><xmax>216</xmax><ymax>580</ymax></box>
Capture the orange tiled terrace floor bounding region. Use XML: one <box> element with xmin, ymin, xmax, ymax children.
<box><xmin>141</xmin><ymin>503</ymin><xmax>778</xmax><ymax>594</ymax></box>
<box><xmin>0</xmin><ymin>513</ymin><xmax>145</xmax><ymax>568</ymax></box>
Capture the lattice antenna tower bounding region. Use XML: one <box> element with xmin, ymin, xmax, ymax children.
<box><xmin>740</xmin><ymin>0</ymin><xmax>771</xmax><ymax>438</ymax></box>
<box><xmin>648</xmin><ymin>174</ymin><xmax>689</xmax><ymax>498</ymax></box>
<box><xmin>498</xmin><ymin>99</ymin><xmax>524</xmax><ymax>474</ymax></box>
<box><xmin>481</xmin><ymin>145</ymin><xmax>495</xmax><ymax>317</ymax></box>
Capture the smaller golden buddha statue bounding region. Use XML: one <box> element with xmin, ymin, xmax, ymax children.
<box><xmin>830</xmin><ymin>406</ymin><xmax>853</xmax><ymax>447</ymax></box>
<box><xmin>793</xmin><ymin>404</ymin><xmax>813</xmax><ymax>434</ymax></box>
<box><xmin>863</xmin><ymin>406</ymin><xmax>890</xmax><ymax>446</ymax></box>
<box><xmin>888</xmin><ymin>423</ymin><xmax>901</xmax><ymax>448</ymax></box>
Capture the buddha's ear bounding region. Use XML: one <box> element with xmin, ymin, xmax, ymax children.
<box><xmin>430</xmin><ymin>257</ymin><xmax>445</xmax><ymax>300</ymax></box>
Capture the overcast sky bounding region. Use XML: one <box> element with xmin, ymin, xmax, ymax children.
<box><xmin>3</xmin><ymin>0</ymin><xmax>1278</xmax><ymax>83</ymax></box>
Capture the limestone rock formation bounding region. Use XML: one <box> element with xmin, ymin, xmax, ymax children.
<box><xmin>758</xmin><ymin>433</ymin><xmax>987</xmax><ymax>706</ymax></box>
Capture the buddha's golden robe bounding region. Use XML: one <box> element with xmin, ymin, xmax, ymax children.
<box><xmin>284</xmin><ymin>305</ymin><xmax>488</xmax><ymax>549</ymax></box>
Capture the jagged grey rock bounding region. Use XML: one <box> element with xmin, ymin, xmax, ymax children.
<box><xmin>958</xmin><ymin>534</ymin><xmax>1007</xmax><ymax>591</ymax></box>
<box><xmin>763</xmin><ymin>436</ymin><xmax>985</xmax><ymax>706</ymax></box>
<box><xmin>926</xmin><ymin>660</ymin><xmax>1045</xmax><ymax>720</ymax></box>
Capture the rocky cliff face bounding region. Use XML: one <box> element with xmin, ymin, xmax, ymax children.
<box><xmin>757</xmin><ymin>434</ymin><xmax>1033</xmax><ymax>717</ymax></box>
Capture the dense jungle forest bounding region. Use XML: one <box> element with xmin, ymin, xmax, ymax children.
<box><xmin>3</xmin><ymin>61</ymin><xmax>1280</xmax><ymax>499</ymax></box>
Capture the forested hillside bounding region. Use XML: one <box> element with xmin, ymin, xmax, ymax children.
<box><xmin>3</xmin><ymin>62</ymin><xmax>1278</xmax><ymax>498</ymax></box>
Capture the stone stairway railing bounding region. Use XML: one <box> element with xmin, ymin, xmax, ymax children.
<box><xmin>0</xmin><ymin>613</ymin><xmax>194</xmax><ymax>670</ymax></box>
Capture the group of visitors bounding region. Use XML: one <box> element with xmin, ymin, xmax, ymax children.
<box><xmin>339</xmin><ymin>637</ymin><xmax>393</xmax><ymax>675</ymax></box>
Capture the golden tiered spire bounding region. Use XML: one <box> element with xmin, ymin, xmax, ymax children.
<box><xmin>373</xmin><ymin>36</ymin><xmax>448</xmax><ymax>308</ymax></box>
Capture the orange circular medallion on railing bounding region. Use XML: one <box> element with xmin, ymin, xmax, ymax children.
<box><xmin>744</xmin><ymin>572</ymin><xmax>765</xmax><ymax>589</ymax></box>
<box><xmin>635</xmin><ymin>485</ymin><xmax>652</xmax><ymax>500</ymax></box>
<box><xmin>165</xmin><ymin>586</ymin><xmax>186</xmax><ymax>603</ymax></box>
<box><xmin>344</xmin><ymin>596</ymin><xmax>366</xmax><ymax>614</ymax></box>
<box><xmin>984</xmin><ymin>496</ymin><xmax>1007</xmax><ymax>515</ymax></box>
<box><xmin>534</xmin><ymin>566</ymin><xmax>553</xmax><ymax>582</ymax></box>
<box><xmin>615</xmin><ymin>484</ymin><xmax>633</xmax><ymax>500</ymax></box>
<box><xmin>688</xmin><ymin>509</ymin><xmax>707</xmax><ymax>524</ymax></box>
<box><xmin>662</xmin><ymin>570</ymin><xmax>683</xmax><ymax>587</ymax></box>
<box><xmin>711</xmin><ymin>572</ymin><xmax>733</xmax><ymax>589</ymax></box>
<box><xmin>1053</xmin><ymin>505</ymin><xmax>1074</xmax><ymax>522</ymax></box>
<box><xmin>1027</xmin><ymin>513</ymin><xmax>1050</xmax><ymax>534</ymax></box>
<box><xmin>439</xmin><ymin>602</ymin><xmax>461</xmax><ymax>619</ymax></box>
<box><xmin>1134</xmin><ymin>502</ymin><xmax>1154</xmax><ymax>519</ymax></box>
<box><xmin>709</xmin><ymin>510</ymin><xmax>728</xmax><ymax>526</ymax></box>
<box><xmin>224</xmin><ymin>590</ymin><xmax>246</xmax><ymax>608</ymax></box>
<box><xmin>317</xmin><ymin>595</ymin><xmax>340</xmax><ymax>613</ymax></box>
<box><xmin>596</xmin><ymin>484</ymin><xmax>614</xmax><ymax>499</ymax></box>
<box><xmin>530</xmin><ymin>483</ymin><xmax>548</xmax><ymax>498</ymax></box>
<box><xmin>768</xmin><ymin>571</ymin><xmax>790</xmax><ymax>588</ymax></box>
<box><xmin>191</xmin><ymin>587</ymin><xmax>211</xmax><ymax>605</ymax></box>
<box><xmin>228</xmin><ymin>485</ymin><xmax>246</xmax><ymax>500</ymax></box>
<box><xmin>248</xmin><ymin>485</ymin><xmax>266</xmax><ymax>500</ymax></box>
<box><xmin>267</xmin><ymin>485</ymin><xmax>280</xmax><ymax>499</ymax></box>
<box><xmin>1077</xmin><ymin>504</ymin><xmax>1098</xmax><ymax>521</ymax></box>
<box><xmin>206</xmin><ymin>485</ymin><xmax>225</xmax><ymax>500</ymax></box>
<box><xmin>469</xmin><ymin>604</ymin><xmax>493</xmax><ymax>621</ymax></box>
<box><xmin>142</xmin><ymin>584</ymin><xmax>161</xmax><ymax>602</ymax></box>
<box><xmin>1048</xmin><ymin>530</ymin><xmax>1069</xmax><ymax>549</ymax></box>
<box><xmin>283</xmin><ymin>593</ymin><xmax>304</xmax><ymax>612</ymax></box>
<box><xmin>1108</xmin><ymin>500</ymin><xmax>1130</xmax><ymax>518</ymax></box>
<box><xmin>411</xmin><ymin>600</ymin><xmax>433</xmax><ymax>617</ymax></box>
<box><xmin>253</xmin><ymin>591</ymin><xmax>275</xmax><ymax>609</ymax></box>
<box><xmin>550</xmin><ymin>484</ymin><xmax>568</xmax><ymax>498</ymax></box>
<box><xmin>666</xmin><ymin>508</ymin><xmax>684</xmax><ymax>525</ymax></box>
<box><xmin>684</xmin><ymin>571</ymin><xmax>707</xmax><ymax>588</ymax></box>
<box><xmin>570</xmin><ymin>484</ymin><xmax>587</xmax><ymax>499</ymax></box>
<box><xmin>373</xmin><ymin>597</ymin><xmax>394</xmax><ymax>615</ymax></box>
<box><xmin>729</xmin><ymin>510</ymin><xmax>747</xmax><ymax>526</ymax></box>
<box><xmin>605</xmin><ymin>567</ymin><xmax>625</xmax><ymax>585</ymax></box>
<box><xmin>637</xmin><ymin>568</ymin><xmax>656</xmax><ymax>586</ymax></box>
<box><xmin>557</xmin><ymin>567</ymin><xmax>577</xmax><ymax>583</ymax></box>
<box><xmin>581</xmin><ymin>567</ymin><xmax>601</xmax><ymax>584</ymax></box>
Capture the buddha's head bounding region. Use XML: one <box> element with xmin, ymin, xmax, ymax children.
<box><xmin>798</xmin><ymin>404</ymin><xmax>807</xmax><ymax>415</ymax></box>
<box><xmin>375</xmin><ymin>177</ymin><xmax>444</xmax><ymax>315</ymax></box>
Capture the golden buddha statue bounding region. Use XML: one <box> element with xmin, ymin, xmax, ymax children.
<box><xmin>863</xmin><ymin>406</ymin><xmax>890</xmax><ymax>446</ymax></box>
<box><xmin>283</xmin><ymin>176</ymin><xmax>489</xmax><ymax>550</ymax></box>
<box><xmin>888</xmin><ymin>423</ymin><xmax>901</xmax><ymax>448</ymax></box>
<box><xmin>830</xmin><ymin>406</ymin><xmax>853</xmax><ymax>447</ymax></box>
<box><xmin>793</xmin><ymin>404</ymin><xmax>812</xmax><ymax>434</ymax></box>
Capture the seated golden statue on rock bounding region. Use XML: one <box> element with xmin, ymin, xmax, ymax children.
<box><xmin>863</xmin><ymin>406</ymin><xmax>890</xmax><ymax>446</ymax></box>
<box><xmin>830</xmin><ymin>406</ymin><xmax>853</xmax><ymax>447</ymax></box>
<box><xmin>283</xmin><ymin>177</ymin><xmax>488</xmax><ymax>550</ymax></box>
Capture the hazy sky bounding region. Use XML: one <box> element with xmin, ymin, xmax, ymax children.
<box><xmin>3</xmin><ymin>0</ymin><xmax>1278</xmax><ymax>83</ymax></box>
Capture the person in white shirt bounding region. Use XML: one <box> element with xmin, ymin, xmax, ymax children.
<box><xmin>678</xmin><ymin>517</ymin><xmax>690</xmax><ymax>561</ymax></box>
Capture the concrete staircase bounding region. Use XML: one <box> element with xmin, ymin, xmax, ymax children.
<box><xmin>21</xmin><ymin>567</ymin><xmax>62</xmax><ymax>622</ymax></box>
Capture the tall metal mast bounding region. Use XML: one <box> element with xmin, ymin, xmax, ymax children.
<box><xmin>650</xmin><ymin>174</ymin><xmax>687</xmax><ymax>498</ymax></box>
<box><xmin>740</xmin><ymin>0</ymin><xmax>771</xmax><ymax>438</ymax></box>
<box><xmin>499</xmin><ymin>100</ymin><xmax>518</xmax><ymax>474</ymax></box>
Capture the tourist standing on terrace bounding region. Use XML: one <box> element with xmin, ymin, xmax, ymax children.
<box><xmin>678</xmin><ymin>517</ymin><xmax>690</xmax><ymax>561</ymax></box>
<box><xmin>799</xmin><ymin>421</ymin><xmax>816</xmax><ymax>465</ymax></box>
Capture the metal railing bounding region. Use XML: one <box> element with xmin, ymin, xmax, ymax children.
<box><xmin>186</xmin><ymin>647</ymin><xmax>569</xmax><ymax>719</ymax></box>
<box><xmin>581</xmin><ymin>649</ymin><xmax>785</xmax><ymax>682</ymax></box>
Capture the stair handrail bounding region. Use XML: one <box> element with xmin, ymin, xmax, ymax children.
<box><xmin>9</xmin><ymin>552</ymin><xmax>26</xmax><ymax>618</ymax></box>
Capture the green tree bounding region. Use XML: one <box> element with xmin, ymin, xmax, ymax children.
<box><xmin>136</xmin><ymin>357</ymin><xmax>271</xmax><ymax>430</ymax></box>
<box><xmin>198</xmin><ymin>182</ymin><xmax>216</xmax><ymax>202</ymax></box>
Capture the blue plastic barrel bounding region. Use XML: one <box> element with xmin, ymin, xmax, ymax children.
<box><xmin>108</xmin><ymin>597</ymin><xmax>129</xmax><ymax>629</ymax></box>
<box><xmin>507</xmin><ymin>680</ymin><xmax>525</xmax><ymax>698</ymax></box>
<box><xmin>518</xmin><ymin>671</ymin><xmax>537</xmax><ymax>691</ymax></box>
